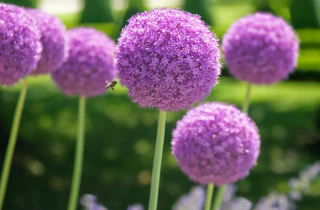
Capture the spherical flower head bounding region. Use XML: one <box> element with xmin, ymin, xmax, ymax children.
<box><xmin>115</xmin><ymin>8</ymin><xmax>221</xmax><ymax>111</ymax></box>
<box><xmin>222</xmin><ymin>12</ymin><xmax>299</xmax><ymax>85</ymax></box>
<box><xmin>171</xmin><ymin>102</ymin><xmax>260</xmax><ymax>185</ymax></box>
<box><xmin>0</xmin><ymin>3</ymin><xmax>42</xmax><ymax>86</ymax></box>
<box><xmin>52</xmin><ymin>28</ymin><xmax>116</xmax><ymax>97</ymax></box>
<box><xmin>27</xmin><ymin>9</ymin><xmax>68</xmax><ymax>75</ymax></box>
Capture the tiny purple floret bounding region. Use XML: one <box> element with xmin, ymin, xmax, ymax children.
<box><xmin>27</xmin><ymin>9</ymin><xmax>68</xmax><ymax>75</ymax></box>
<box><xmin>222</xmin><ymin>12</ymin><xmax>299</xmax><ymax>85</ymax></box>
<box><xmin>172</xmin><ymin>102</ymin><xmax>260</xmax><ymax>185</ymax></box>
<box><xmin>0</xmin><ymin>3</ymin><xmax>42</xmax><ymax>86</ymax></box>
<box><xmin>52</xmin><ymin>28</ymin><xmax>116</xmax><ymax>97</ymax></box>
<box><xmin>115</xmin><ymin>8</ymin><xmax>221</xmax><ymax>111</ymax></box>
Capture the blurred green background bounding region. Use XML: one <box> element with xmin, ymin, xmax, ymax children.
<box><xmin>0</xmin><ymin>0</ymin><xmax>320</xmax><ymax>209</ymax></box>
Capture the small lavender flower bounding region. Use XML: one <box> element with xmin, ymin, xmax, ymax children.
<box><xmin>115</xmin><ymin>8</ymin><xmax>221</xmax><ymax>111</ymax></box>
<box><xmin>288</xmin><ymin>161</ymin><xmax>320</xmax><ymax>200</ymax></box>
<box><xmin>222</xmin><ymin>197</ymin><xmax>252</xmax><ymax>210</ymax></box>
<box><xmin>254</xmin><ymin>192</ymin><xmax>296</xmax><ymax>210</ymax></box>
<box><xmin>222</xmin><ymin>12</ymin><xmax>299</xmax><ymax>85</ymax></box>
<box><xmin>27</xmin><ymin>9</ymin><xmax>68</xmax><ymax>75</ymax></box>
<box><xmin>0</xmin><ymin>3</ymin><xmax>42</xmax><ymax>86</ymax></box>
<box><xmin>172</xmin><ymin>102</ymin><xmax>260</xmax><ymax>185</ymax></box>
<box><xmin>172</xmin><ymin>186</ymin><xmax>205</xmax><ymax>210</ymax></box>
<box><xmin>80</xmin><ymin>194</ymin><xmax>108</xmax><ymax>210</ymax></box>
<box><xmin>52</xmin><ymin>28</ymin><xmax>116</xmax><ymax>97</ymax></box>
<box><xmin>222</xmin><ymin>185</ymin><xmax>237</xmax><ymax>203</ymax></box>
<box><xmin>127</xmin><ymin>204</ymin><xmax>144</xmax><ymax>210</ymax></box>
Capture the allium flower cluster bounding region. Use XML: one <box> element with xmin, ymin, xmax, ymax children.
<box><xmin>27</xmin><ymin>9</ymin><xmax>68</xmax><ymax>75</ymax></box>
<box><xmin>52</xmin><ymin>28</ymin><xmax>116</xmax><ymax>97</ymax></box>
<box><xmin>172</xmin><ymin>186</ymin><xmax>205</xmax><ymax>210</ymax></box>
<box><xmin>288</xmin><ymin>161</ymin><xmax>320</xmax><ymax>200</ymax></box>
<box><xmin>115</xmin><ymin>8</ymin><xmax>221</xmax><ymax>111</ymax></box>
<box><xmin>80</xmin><ymin>194</ymin><xmax>108</xmax><ymax>210</ymax></box>
<box><xmin>253</xmin><ymin>192</ymin><xmax>296</xmax><ymax>210</ymax></box>
<box><xmin>127</xmin><ymin>204</ymin><xmax>144</xmax><ymax>210</ymax></box>
<box><xmin>172</xmin><ymin>102</ymin><xmax>260</xmax><ymax>185</ymax></box>
<box><xmin>80</xmin><ymin>194</ymin><xmax>144</xmax><ymax>210</ymax></box>
<box><xmin>0</xmin><ymin>3</ymin><xmax>42</xmax><ymax>86</ymax></box>
<box><xmin>222</xmin><ymin>12</ymin><xmax>299</xmax><ymax>85</ymax></box>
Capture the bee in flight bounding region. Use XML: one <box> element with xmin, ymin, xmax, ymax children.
<box><xmin>105</xmin><ymin>81</ymin><xmax>117</xmax><ymax>91</ymax></box>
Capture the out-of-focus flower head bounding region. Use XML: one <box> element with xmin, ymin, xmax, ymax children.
<box><xmin>222</xmin><ymin>12</ymin><xmax>299</xmax><ymax>85</ymax></box>
<box><xmin>222</xmin><ymin>197</ymin><xmax>252</xmax><ymax>210</ymax></box>
<box><xmin>127</xmin><ymin>204</ymin><xmax>144</xmax><ymax>210</ymax></box>
<box><xmin>172</xmin><ymin>186</ymin><xmax>205</xmax><ymax>210</ymax></box>
<box><xmin>288</xmin><ymin>161</ymin><xmax>320</xmax><ymax>200</ymax></box>
<box><xmin>115</xmin><ymin>8</ymin><xmax>221</xmax><ymax>111</ymax></box>
<box><xmin>80</xmin><ymin>194</ymin><xmax>108</xmax><ymax>210</ymax></box>
<box><xmin>172</xmin><ymin>102</ymin><xmax>260</xmax><ymax>185</ymax></box>
<box><xmin>0</xmin><ymin>3</ymin><xmax>42</xmax><ymax>86</ymax></box>
<box><xmin>52</xmin><ymin>27</ymin><xmax>116</xmax><ymax>97</ymax></box>
<box><xmin>254</xmin><ymin>192</ymin><xmax>296</xmax><ymax>210</ymax></box>
<box><xmin>27</xmin><ymin>9</ymin><xmax>68</xmax><ymax>75</ymax></box>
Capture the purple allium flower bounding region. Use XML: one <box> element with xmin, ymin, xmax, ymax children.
<box><xmin>254</xmin><ymin>192</ymin><xmax>295</xmax><ymax>210</ymax></box>
<box><xmin>172</xmin><ymin>186</ymin><xmax>205</xmax><ymax>210</ymax></box>
<box><xmin>171</xmin><ymin>102</ymin><xmax>260</xmax><ymax>185</ymax></box>
<box><xmin>288</xmin><ymin>161</ymin><xmax>320</xmax><ymax>200</ymax></box>
<box><xmin>127</xmin><ymin>204</ymin><xmax>144</xmax><ymax>210</ymax></box>
<box><xmin>52</xmin><ymin>28</ymin><xmax>116</xmax><ymax>97</ymax></box>
<box><xmin>0</xmin><ymin>3</ymin><xmax>42</xmax><ymax>86</ymax></box>
<box><xmin>80</xmin><ymin>194</ymin><xmax>108</xmax><ymax>210</ymax></box>
<box><xmin>222</xmin><ymin>197</ymin><xmax>252</xmax><ymax>210</ymax></box>
<box><xmin>115</xmin><ymin>8</ymin><xmax>221</xmax><ymax>111</ymax></box>
<box><xmin>27</xmin><ymin>9</ymin><xmax>68</xmax><ymax>75</ymax></box>
<box><xmin>222</xmin><ymin>12</ymin><xmax>299</xmax><ymax>85</ymax></box>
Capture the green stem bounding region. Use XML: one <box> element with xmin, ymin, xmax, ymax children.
<box><xmin>148</xmin><ymin>110</ymin><xmax>166</xmax><ymax>210</ymax></box>
<box><xmin>67</xmin><ymin>97</ymin><xmax>86</xmax><ymax>210</ymax></box>
<box><xmin>212</xmin><ymin>185</ymin><xmax>226</xmax><ymax>210</ymax></box>
<box><xmin>0</xmin><ymin>79</ymin><xmax>28</xmax><ymax>210</ymax></box>
<box><xmin>204</xmin><ymin>184</ymin><xmax>214</xmax><ymax>210</ymax></box>
<box><xmin>242</xmin><ymin>83</ymin><xmax>252</xmax><ymax>113</ymax></box>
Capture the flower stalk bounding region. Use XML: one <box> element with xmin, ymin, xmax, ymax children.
<box><xmin>0</xmin><ymin>79</ymin><xmax>28</xmax><ymax>210</ymax></box>
<box><xmin>212</xmin><ymin>185</ymin><xmax>226</xmax><ymax>210</ymax></box>
<box><xmin>148</xmin><ymin>110</ymin><xmax>166</xmax><ymax>210</ymax></box>
<box><xmin>67</xmin><ymin>96</ymin><xmax>86</xmax><ymax>210</ymax></box>
<box><xmin>205</xmin><ymin>184</ymin><xmax>214</xmax><ymax>210</ymax></box>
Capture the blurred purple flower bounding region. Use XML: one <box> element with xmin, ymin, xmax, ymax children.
<box><xmin>172</xmin><ymin>186</ymin><xmax>205</xmax><ymax>210</ymax></box>
<box><xmin>80</xmin><ymin>194</ymin><xmax>108</xmax><ymax>210</ymax></box>
<box><xmin>127</xmin><ymin>204</ymin><xmax>144</xmax><ymax>210</ymax></box>
<box><xmin>0</xmin><ymin>3</ymin><xmax>42</xmax><ymax>86</ymax></box>
<box><xmin>254</xmin><ymin>192</ymin><xmax>296</xmax><ymax>210</ymax></box>
<box><xmin>288</xmin><ymin>161</ymin><xmax>320</xmax><ymax>200</ymax></box>
<box><xmin>222</xmin><ymin>197</ymin><xmax>252</xmax><ymax>210</ymax></box>
<box><xmin>115</xmin><ymin>8</ymin><xmax>221</xmax><ymax>111</ymax></box>
<box><xmin>52</xmin><ymin>27</ymin><xmax>116</xmax><ymax>97</ymax></box>
<box><xmin>27</xmin><ymin>9</ymin><xmax>68</xmax><ymax>75</ymax></box>
<box><xmin>171</xmin><ymin>102</ymin><xmax>260</xmax><ymax>185</ymax></box>
<box><xmin>222</xmin><ymin>12</ymin><xmax>299</xmax><ymax>85</ymax></box>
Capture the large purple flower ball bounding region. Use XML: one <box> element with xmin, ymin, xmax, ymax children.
<box><xmin>171</xmin><ymin>102</ymin><xmax>260</xmax><ymax>185</ymax></box>
<box><xmin>52</xmin><ymin>28</ymin><xmax>116</xmax><ymax>97</ymax></box>
<box><xmin>222</xmin><ymin>12</ymin><xmax>299</xmax><ymax>85</ymax></box>
<box><xmin>0</xmin><ymin>3</ymin><xmax>42</xmax><ymax>86</ymax></box>
<box><xmin>27</xmin><ymin>9</ymin><xmax>68</xmax><ymax>75</ymax></box>
<box><xmin>115</xmin><ymin>8</ymin><xmax>221</xmax><ymax>111</ymax></box>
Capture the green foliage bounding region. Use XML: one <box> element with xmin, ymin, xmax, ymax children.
<box><xmin>182</xmin><ymin>0</ymin><xmax>214</xmax><ymax>26</ymax></box>
<box><xmin>80</xmin><ymin>0</ymin><xmax>114</xmax><ymax>23</ymax></box>
<box><xmin>114</xmin><ymin>0</ymin><xmax>146</xmax><ymax>40</ymax></box>
<box><xmin>290</xmin><ymin>0</ymin><xmax>320</xmax><ymax>28</ymax></box>
<box><xmin>0</xmin><ymin>0</ymin><xmax>39</xmax><ymax>8</ymax></box>
<box><xmin>253</xmin><ymin>0</ymin><xmax>274</xmax><ymax>12</ymax></box>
